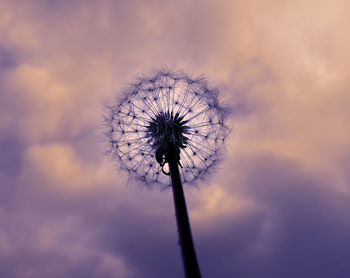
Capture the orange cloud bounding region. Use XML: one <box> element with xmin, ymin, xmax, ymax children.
<box><xmin>21</xmin><ymin>143</ymin><xmax>114</xmax><ymax>193</ymax></box>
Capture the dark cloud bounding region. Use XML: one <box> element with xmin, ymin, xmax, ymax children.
<box><xmin>0</xmin><ymin>46</ymin><xmax>17</xmax><ymax>69</ymax></box>
<box><xmin>0</xmin><ymin>135</ymin><xmax>24</xmax><ymax>176</ymax></box>
<box><xmin>203</xmin><ymin>153</ymin><xmax>350</xmax><ymax>278</ymax></box>
<box><xmin>2</xmin><ymin>151</ymin><xmax>349</xmax><ymax>278</ymax></box>
<box><xmin>92</xmin><ymin>204</ymin><xmax>184</xmax><ymax>278</ymax></box>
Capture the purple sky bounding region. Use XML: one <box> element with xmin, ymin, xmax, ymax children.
<box><xmin>1</xmin><ymin>0</ymin><xmax>350</xmax><ymax>277</ymax></box>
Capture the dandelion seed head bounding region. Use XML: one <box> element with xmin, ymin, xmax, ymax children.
<box><xmin>105</xmin><ymin>68</ymin><xmax>230</xmax><ymax>188</ymax></box>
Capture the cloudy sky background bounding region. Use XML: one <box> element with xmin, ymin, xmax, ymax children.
<box><xmin>1</xmin><ymin>0</ymin><xmax>350</xmax><ymax>277</ymax></box>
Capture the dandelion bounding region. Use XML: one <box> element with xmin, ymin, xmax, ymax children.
<box><xmin>104</xmin><ymin>68</ymin><xmax>230</xmax><ymax>277</ymax></box>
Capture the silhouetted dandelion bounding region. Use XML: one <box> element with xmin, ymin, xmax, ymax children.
<box><xmin>104</xmin><ymin>68</ymin><xmax>230</xmax><ymax>277</ymax></box>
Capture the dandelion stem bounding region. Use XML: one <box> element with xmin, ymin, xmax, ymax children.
<box><xmin>167</xmin><ymin>147</ymin><xmax>201</xmax><ymax>278</ymax></box>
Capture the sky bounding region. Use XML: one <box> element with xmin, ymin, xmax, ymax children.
<box><xmin>1</xmin><ymin>0</ymin><xmax>350</xmax><ymax>277</ymax></box>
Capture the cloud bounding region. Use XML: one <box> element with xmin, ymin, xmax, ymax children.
<box><xmin>20</xmin><ymin>143</ymin><xmax>110</xmax><ymax>193</ymax></box>
<box><xmin>195</xmin><ymin>152</ymin><xmax>350</xmax><ymax>278</ymax></box>
<box><xmin>0</xmin><ymin>0</ymin><xmax>350</xmax><ymax>277</ymax></box>
<box><xmin>0</xmin><ymin>211</ymin><xmax>132</xmax><ymax>278</ymax></box>
<box><xmin>217</xmin><ymin>0</ymin><xmax>350</xmax><ymax>193</ymax></box>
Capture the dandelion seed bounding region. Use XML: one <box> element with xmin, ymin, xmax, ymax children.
<box><xmin>105</xmin><ymin>68</ymin><xmax>230</xmax><ymax>188</ymax></box>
